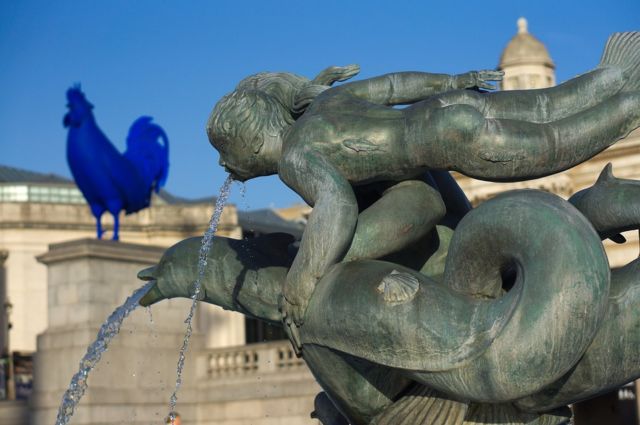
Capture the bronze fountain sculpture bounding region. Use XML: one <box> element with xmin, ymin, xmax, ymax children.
<box><xmin>139</xmin><ymin>32</ymin><xmax>640</xmax><ymax>424</ymax></box>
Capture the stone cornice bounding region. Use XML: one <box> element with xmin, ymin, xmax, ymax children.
<box><xmin>0</xmin><ymin>220</ymin><xmax>238</xmax><ymax>234</ymax></box>
<box><xmin>0</xmin><ymin>201</ymin><xmax>240</xmax><ymax>236</ymax></box>
<box><xmin>36</xmin><ymin>238</ymin><xmax>164</xmax><ymax>266</ymax></box>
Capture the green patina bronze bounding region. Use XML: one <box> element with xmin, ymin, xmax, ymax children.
<box><xmin>140</xmin><ymin>32</ymin><xmax>640</xmax><ymax>424</ymax></box>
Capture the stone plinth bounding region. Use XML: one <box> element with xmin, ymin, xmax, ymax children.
<box><xmin>0</xmin><ymin>400</ymin><xmax>28</xmax><ymax>425</ymax></box>
<box><xmin>31</xmin><ymin>239</ymin><xmax>203</xmax><ymax>425</ymax></box>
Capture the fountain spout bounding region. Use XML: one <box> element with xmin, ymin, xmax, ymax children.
<box><xmin>137</xmin><ymin>233</ymin><xmax>294</xmax><ymax>323</ymax></box>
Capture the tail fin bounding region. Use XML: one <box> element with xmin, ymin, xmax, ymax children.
<box><xmin>599</xmin><ymin>32</ymin><xmax>640</xmax><ymax>92</ymax></box>
<box><xmin>124</xmin><ymin>116</ymin><xmax>169</xmax><ymax>193</ymax></box>
<box><xmin>370</xmin><ymin>385</ymin><xmax>466</xmax><ymax>425</ymax></box>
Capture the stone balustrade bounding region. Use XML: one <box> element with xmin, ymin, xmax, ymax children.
<box><xmin>194</xmin><ymin>341</ymin><xmax>320</xmax><ymax>425</ymax></box>
<box><xmin>202</xmin><ymin>340</ymin><xmax>305</xmax><ymax>378</ymax></box>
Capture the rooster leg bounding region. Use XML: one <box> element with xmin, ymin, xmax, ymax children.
<box><xmin>96</xmin><ymin>219</ymin><xmax>104</xmax><ymax>239</ymax></box>
<box><xmin>106</xmin><ymin>200</ymin><xmax>123</xmax><ymax>241</ymax></box>
<box><xmin>89</xmin><ymin>204</ymin><xmax>105</xmax><ymax>239</ymax></box>
<box><xmin>112</xmin><ymin>213</ymin><xmax>120</xmax><ymax>241</ymax></box>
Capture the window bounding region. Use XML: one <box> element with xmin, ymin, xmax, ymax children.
<box><xmin>0</xmin><ymin>185</ymin><xmax>85</xmax><ymax>204</ymax></box>
<box><xmin>0</xmin><ymin>186</ymin><xmax>28</xmax><ymax>202</ymax></box>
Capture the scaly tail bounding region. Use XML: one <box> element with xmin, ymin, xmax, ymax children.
<box><xmin>599</xmin><ymin>32</ymin><xmax>640</xmax><ymax>92</ymax></box>
<box><xmin>124</xmin><ymin>116</ymin><xmax>169</xmax><ymax>193</ymax></box>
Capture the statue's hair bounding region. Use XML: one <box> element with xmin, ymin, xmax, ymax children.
<box><xmin>208</xmin><ymin>88</ymin><xmax>295</xmax><ymax>152</ymax></box>
<box><xmin>209</xmin><ymin>66</ymin><xmax>360</xmax><ymax>150</ymax></box>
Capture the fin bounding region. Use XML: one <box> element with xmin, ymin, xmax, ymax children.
<box><xmin>377</xmin><ymin>270</ymin><xmax>419</xmax><ymax>305</ymax></box>
<box><xmin>371</xmin><ymin>385</ymin><xmax>467</xmax><ymax>425</ymax></box>
<box><xmin>464</xmin><ymin>403</ymin><xmax>570</xmax><ymax>425</ymax></box>
<box><xmin>596</xmin><ymin>162</ymin><xmax>616</xmax><ymax>185</ymax></box>
<box><xmin>599</xmin><ymin>32</ymin><xmax>640</xmax><ymax>92</ymax></box>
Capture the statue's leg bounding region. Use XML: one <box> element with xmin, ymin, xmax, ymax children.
<box><xmin>418</xmin><ymin>91</ymin><xmax>640</xmax><ymax>181</ymax></box>
<box><xmin>344</xmin><ymin>180</ymin><xmax>445</xmax><ymax>262</ymax></box>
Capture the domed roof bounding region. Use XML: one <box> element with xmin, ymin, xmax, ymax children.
<box><xmin>499</xmin><ymin>18</ymin><xmax>555</xmax><ymax>69</ymax></box>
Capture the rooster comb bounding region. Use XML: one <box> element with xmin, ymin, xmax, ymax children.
<box><xmin>66</xmin><ymin>83</ymin><xmax>91</xmax><ymax>105</ymax></box>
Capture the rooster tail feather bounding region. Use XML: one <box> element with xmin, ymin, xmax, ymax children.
<box><xmin>124</xmin><ymin>116</ymin><xmax>170</xmax><ymax>194</ymax></box>
<box><xmin>155</xmin><ymin>128</ymin><xmax>169</xmax><ymax>192</ymax></box>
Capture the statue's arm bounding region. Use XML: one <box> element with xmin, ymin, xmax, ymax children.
<box><xmin>339</xmin><ymin>70</ymin><xmax>502</xmax><ymax>105</ymax></box>
<box><xmin>278</xmin><ymin>148</ymin><xmax>359</xmax><ymax>327</ymax></box>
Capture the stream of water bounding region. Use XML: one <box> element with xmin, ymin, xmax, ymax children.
<box><xmin>54</xmin><ymin>175</ymin><xmax>234</xmax><ymax>425</ymax></box>
<box><xmin>54</xmin><ymin>281</ymin><xmax>155</xmax><ymax>425</ymax></box>
<box><xmin>167</xmin><ymin>174</ymin><xmax>234</xmax><ymax>422</ymax></box>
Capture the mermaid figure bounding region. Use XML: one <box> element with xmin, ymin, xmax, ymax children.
<box><xmin>207</xmin><ymin>32</ymin><xmax>640</xmax><ymax>345</ymax></box>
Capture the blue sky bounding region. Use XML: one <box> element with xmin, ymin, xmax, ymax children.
<box><xmin>1</xmin><ymin>0</ymin><xmax>638</xmax><ymax>209</ymax></box>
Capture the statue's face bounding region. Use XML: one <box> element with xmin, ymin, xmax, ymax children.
<box><xmin>207</xmin><ymin>88</ymin><xmax>286</xmax><ymax>181</ymax></box>
<box><xmin>208</xmin><ymin>131</ymin><xmax>265</xmax><ymax>182</ymax></box>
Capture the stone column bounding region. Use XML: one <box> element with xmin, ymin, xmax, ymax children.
<box><xmin>0</xmin><ymin>250</ymin><xmax>8</xmax><ymax>358</ymax></box>
<box><xmin>31</xmin><ymin>239</ymin><xmax>203</xmax><ymax>425</ymax></box>
<box><xmin>0</xmin><ymin>250</ymin><xmax>12</xmax><ymax>402</ymax></box>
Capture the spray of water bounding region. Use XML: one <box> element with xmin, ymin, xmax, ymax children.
<box><xmin>167</xmin><ymin>174</ymin><xmax>234</xmax><ymax>418</ymax></box>
<box><xmin>146</xmin><ymin>306</ymin><xmax>154</xmax><ymax>325</ymax></box>
<box><xmin>54</xmin><ymin>281</ymin><xmax>154</xmax><ymax>425</ymax></box>
<box><xmin>238</xmin><ymin>181</ymin><xmax>248</xmax><ymax>210</ymax></box>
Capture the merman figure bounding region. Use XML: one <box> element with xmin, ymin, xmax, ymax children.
<box><xmin>206</xmin><ymin>32</ymin><xmax>640</xmax><ymax>347</ymax></box>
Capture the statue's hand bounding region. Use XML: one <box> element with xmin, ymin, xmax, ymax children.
<box><xmin>280</xmin><ymin>278</ymin><xmax>315</xmax><ymax>354</ymax></box>
<box><xmin>455</xmin><ymin>70</ymin><xmax>504</xmax><ymax>90</ymax></box>
<box><xmin>312</xmin><ymin>64</ymin><xmax>361</xmax><ymax>86</ymax></box>
<box><xmin>280</xmin><ymin>295</ymin><xmax>304</xmax><ymax>355</ymax></box>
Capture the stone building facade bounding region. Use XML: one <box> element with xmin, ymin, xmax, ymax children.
<box><xmin>498</xmin><ymin>18</ymin><xmax>556</xmax><ymax>90</ymax></box>
<box><xmin>0</xmin><ymin>169</ymin><xmax>244</xmax><ymax>354</ymax></box>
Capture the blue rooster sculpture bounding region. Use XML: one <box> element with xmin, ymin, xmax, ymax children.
<box><xmin>64</xmin><ymin>85</ymin><xmax>169</xmax><ymax>240</ymax></box>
